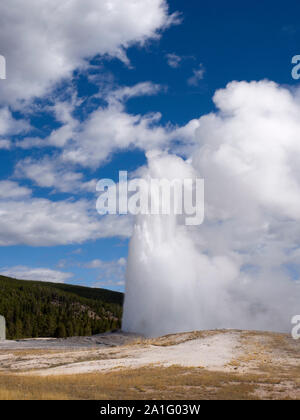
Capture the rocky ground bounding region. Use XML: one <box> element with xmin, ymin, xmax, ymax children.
<box><xmin>0</xmin><ymin>330</ymin><xmax>138</xmax><ymax>350</ymax></box>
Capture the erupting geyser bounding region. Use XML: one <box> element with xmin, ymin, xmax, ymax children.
<box><xmin>122</xmin><ymin>152</ymin><xmax>242</xmax><ymax>336</ymax></box>
<box><xmin>122</xmin><ymin>149</ymin><xmax>300</xmax><ymax>337</ymax></box>
<box><xmin>122</xmin><ymin>151</ymin><xmax>208</xmax><ymax>336</ymax></box>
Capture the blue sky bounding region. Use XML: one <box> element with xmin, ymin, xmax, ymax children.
<box><xmin>0</xmin><ymin>0</ymin><xmax>300</xmax><ymax>292</ymax></box>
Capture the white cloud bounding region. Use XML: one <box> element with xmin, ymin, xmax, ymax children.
<box><xmin>0</xmin><ymin>196</ymin><xmax>132</xmax><ymax>246</ymax></box>
<box><xmin>191</xmin><ymin>81</ymin><xmax>300</xmax><ymax>222</ymax></box>
<box><xmin>16</xmin><ymin>82</ymin><xmax>174</xmax><ymax>169</ymax></box>
<box><xmin>0</xmin><ymin>107</ymin><xmax>29</xmax><ymax>135</ymax></box>
<box><xmin>86</xmin><ymin>257</ymin><xmax>126</xmax><ymax>269</ymax></box>
<box><xmin>0</xmin><ymin>1</ymin><xmax>178</xmax><ymax>248</ymax></box>
<box><xmin>70</xmin><ymin>248</ymin><xmax>83</xmax><ymax>255</ymax></box>
<box><xmin>60</xmin><ymin>83</ymin><xmax>172</xmax><ymax>168</ymax></box>
<box><xmin>187</xmin><ymin>64</ymin><xmax>205</xmax><ymax>86</ymax></box>
<box><xmin>85</xmin><ymin>259</ymin><xmax>106</xmax><ymax>269</ymax></box>
<box><xmin>0</xmin><ymin>180</ymin><xmax>31</xmax><ymax>199</ymax></box>
<box><xmin>107</xmin><ymin>82</ymin><xmax>163</xmax><ymax>105</ymax></box>
<box><xmin>0</xmin><ymin>107</ymin><xmax>30</xmax><ymax>150</ymax></box>
<box><xmin>17</xmin><ymin>96</ymin><xmax>79</xmax><ymax>149</ymax></box>
<box><xmin>0</xmin><ymin>265</ymin><xmax>73</xmax><ymax>283</ymax></box>
<box><xmin>86</xmin><ymin>257</ymin><xmax>127</xmax><ymax>289</ymax></box>
<box><xmin>0</xmin><ymin>139</ymin><xmax>11</xmax><ymax>150</ymax></box>
<box><xmin>15</xmin><ymin>157</ymin><xmax>97</xmax><ymax>193</ymax></box>
<box><xmin>0</xmin><ymin>0</ymin><xmax>179</xmax><ymax>105</ymax></box>
<box><xmin>166</xmin><ymin>53</ymin><xmax>182</xmax><ymax>68</ymax></box>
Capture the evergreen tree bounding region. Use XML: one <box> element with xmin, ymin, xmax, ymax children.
<box><xmin>56</xmin><ymin>323</ymin><xmax>67</xmax><ymax>338</ymax></box>
<box><xmin>0</xmin><ymin>275</ymin><xmax>123</xmax><ymax>339</ymax></box>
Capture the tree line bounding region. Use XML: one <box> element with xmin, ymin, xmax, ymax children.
<box><xmin>0</xmin><ymin>275</ymin><xmax>123</xmax><ymax>339</ymax></box>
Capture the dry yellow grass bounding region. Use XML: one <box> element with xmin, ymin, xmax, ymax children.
<box><xmin>0</xmin><ymin>366</ymin><xmax>263</xmax><ymax>400</ymax></box>
<box><xmin>0</xmin><ymin>363</ymin><xmax>298</xmax><ymax>400</ymax></box>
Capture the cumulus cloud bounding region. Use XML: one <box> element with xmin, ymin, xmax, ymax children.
<box><xmin>191</xmin><ymin>81</ymin><xmax>300</xmax><ymax>222</ymax></box>
<box><xmin>0</xmin><ymin>107</ymin><xmax>29</xmax><ymax>135</ymax></box>
<box><xmin>0</xmin><ymin>1</ymin><xmax>182</xmax><ymax>249</ymax></box>
<box><xmin>59</xmin><ymin>82</ymin><xmax>173</xmax><ymax>168</ymax></box>
<box><xmin>0</xmin><ymin>196</ymin><xmax>132</xmax><ymax>246</ymax></box>
<box><xmin>16</xmin><ymin>82</ymin><xmax>174</xmax><ymax>168</ymax></box>
<box><xmin>0</xmin><ymin>266</ymin><xmax>73</xmax><ymax>283</ymax></box>
<box><xmin>0</xmin><ymin>0</ymin><xmax>178</xmax><ymax>105</ymax></box>
<box><xmin>17</xmin><ymin>95</ymin><xmax>80</xmax><ymax>149</ymax></box>
<box><xmin>15</xmin><ymin>157</ymin><xmax>97</xmax><ymax>193</ymax></box>
<box><xmin>0</xmin><ymin>107</ymin><xmax>30</xmax><ymax>149</ymax></box>
<box><xmin>0</xmin><ymin>180</ymin><xmax>31</xmax><ymax>199</ymax></box>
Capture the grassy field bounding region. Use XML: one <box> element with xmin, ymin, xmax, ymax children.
<box><xmin>0</xmin><ymin>361</ymin><xmax>299</xmax><ymax>400</ymax></box>
<box><xmin>0</xmin><ymin>366</ymin><xmax>286</xmax><ymax>400</ymax></box>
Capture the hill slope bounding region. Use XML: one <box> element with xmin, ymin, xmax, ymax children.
<box><xmin>0</xmin><ymin>275</ymin><xmax>124</xmax><ymax>339</ymax></box>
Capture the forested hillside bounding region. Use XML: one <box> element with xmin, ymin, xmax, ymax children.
<box><xmin>0</xmin><ymin>275</ymin><xmax>124</xmax><ymax>339</ymax></box>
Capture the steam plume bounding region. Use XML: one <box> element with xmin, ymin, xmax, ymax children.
<box><xmin>123</xmin><ymin>81</ymin><xmax>300</xmax><ymax>336</ymax></box>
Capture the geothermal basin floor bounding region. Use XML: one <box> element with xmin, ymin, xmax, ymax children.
<box><xmin>0</xmin><ymin>329</ymin><xmax>299</xmax><ymax>378</ymax></box>
<box><xmin>1</xmin><ymin>329</ymin><xmax>300</xmax><ymax>399</ymax></box>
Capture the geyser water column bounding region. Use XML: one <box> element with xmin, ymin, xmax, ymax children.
<box><xmin>122</xmin><ymin>216</ymin><xmax>203</xmax><ymax>337</ymax></box>
<box><xmin>122</xmin><ymin>151</ymin><xmax>233</xmax><ymax>337</ymax></box>
<box><xmin>122</xmin><ymin>152</ymin><xmax>199</xmax><ymax>337</ymax></box>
